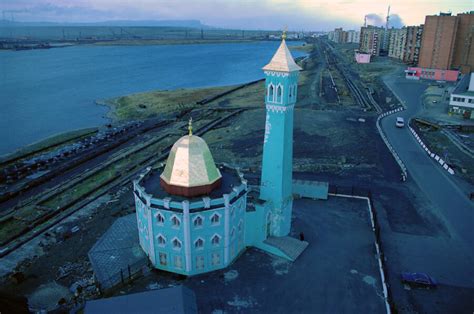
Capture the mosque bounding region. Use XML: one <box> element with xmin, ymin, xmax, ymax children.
<box><xmin>132</xmin><ymin>34</ymin><xmax>328</xmax><ymax>276</ymax></box>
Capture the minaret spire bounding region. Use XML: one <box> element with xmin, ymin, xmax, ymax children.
<box><xmin>188</xmin><ymin>117</ymin><xmax>193</xmax><ymax>136</ymax></box>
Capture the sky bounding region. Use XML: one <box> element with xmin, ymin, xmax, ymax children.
<box><xmin>1</xmin><ymin>0</ymin><xmax>473</xmax><ymax>31</ymax></box>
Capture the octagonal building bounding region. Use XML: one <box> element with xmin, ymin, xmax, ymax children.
<box><xmin>133</xmin><ymin>123</ymin><xmax>248</xmax><ymax>275</ymax></box>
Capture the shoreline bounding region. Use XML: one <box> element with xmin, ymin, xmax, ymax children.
<box><xmin>2</xmin><ymin>42</ymin><xmax>308</xmax><ymax>159</ymax></box>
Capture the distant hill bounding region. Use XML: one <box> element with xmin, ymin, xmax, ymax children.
<box><xmin>0</xmin><ymin>19</ymin><xmax>211</xmax><ymax>29</ymax></box>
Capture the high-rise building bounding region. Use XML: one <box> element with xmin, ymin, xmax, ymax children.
<box><xmin>403</xmin><ymin>25</ymin><xmax>424</xmax><ymax>66</ymax></box>
<box><xmin>346</xmin><ymin>30</ymin><xmax>361</xmax><ymax>43</ymax></box>
<box><xmin>418</xmin><ymin>12</ymin><xmax>473</xmax><ymax>73</ymax></box>
<box><xmin>388</xmin><ymin>28</ymin><xmax>407</xmax><ymax>60</ymax></box>
<box><xmin>359</xmin><ymin>26</ymin><xmax>385</xmax><ymax>56</ymax></box>
<box><xmin>452</xmin><ymin>13</ymin><xmax>474</xmax><ymax>73</ymax></box>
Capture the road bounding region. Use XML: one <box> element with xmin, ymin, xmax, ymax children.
<box><xmin>382</xmin><ymin>72</ymin><xmax>474</xmax><ymax>249</ymax></box>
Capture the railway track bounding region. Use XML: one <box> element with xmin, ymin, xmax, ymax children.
<box><xmin>322</xmin><ymin>40</ymin><xmax>382</xmax><ymax>113</ymax></box>
<box><xmin>0</xmin><ymin>109</ymin><xmax>245</xmax><ymax>258</ymax></box>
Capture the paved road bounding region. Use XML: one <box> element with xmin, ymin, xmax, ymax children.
<box><xmin>382</xmin><ymin>72</ymin><xmax>474</xmax><ymax>248</ymax></box>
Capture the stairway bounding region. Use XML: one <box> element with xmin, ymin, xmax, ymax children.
<box><xmin>263</xmin><ymin>236</ymin><xmax>308</xmax><ymax>261</ymax></box>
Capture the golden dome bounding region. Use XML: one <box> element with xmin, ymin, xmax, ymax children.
<box><xmin>160</xmin><ymin>134</ymin><xmax>222</xmax><ymax>196</ymax></box>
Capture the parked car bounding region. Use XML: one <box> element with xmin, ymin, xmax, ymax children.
<box><xmin>396</xmin><ymin>117</ymin><xmax>405</xmax><ymax>128</ymax></box>
<box><xmin>401</xmin><ymin>272</ymin><xmax>437</xmax><ymax>288</ymax></box>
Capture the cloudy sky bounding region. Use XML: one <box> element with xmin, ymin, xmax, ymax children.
<box><xmin>1</xmin><ymin>0</ymin><xmax>473</xmax><ymax>30</ymax></box>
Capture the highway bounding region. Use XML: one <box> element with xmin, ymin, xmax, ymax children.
<box><xmin>382</xmin><ymin>72</ymin><xmax>474</xmax><ymax>248</ymax></box>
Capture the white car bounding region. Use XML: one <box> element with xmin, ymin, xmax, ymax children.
<box><xmin>396</xmin><ymin>117</ymin><xmax>405</xmax><ymax>128</ymax></box>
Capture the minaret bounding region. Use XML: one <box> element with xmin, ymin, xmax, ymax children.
<box><xmin>260</xmin><ymin>31</ymin><xmax>301</xmax><ymax>237</ymax></box>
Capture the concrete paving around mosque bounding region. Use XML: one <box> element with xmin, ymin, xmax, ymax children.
<box><xmin>122</xmin><ymin>197</ymin><xmax>385</xmax><ymax>313</ymax></box>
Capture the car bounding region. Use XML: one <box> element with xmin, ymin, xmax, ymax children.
<box><xmin>432</xmin><ymin>100</ymin><xmax>438</xmax><ymax>103</ymax></box>
<box><xmin>401</xmin><ymin>272</ymin><xmax>437</xmax><ymax>288</ymax></box>
<box><xmin>396</xmin><ymin>117</ymin><xmax>405</xmax><ymax>128</ymax></box>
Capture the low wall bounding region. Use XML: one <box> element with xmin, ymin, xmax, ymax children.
<box><xmin>292</xmin><ymin>180</ymin><xmax>328</xmax><ymax>200</ymax></box>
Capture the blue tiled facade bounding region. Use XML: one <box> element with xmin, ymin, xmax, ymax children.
<box><xmin>133</xmin><ymin>168</ymin><xmax>247</xmax><ymax>276</ymax></box>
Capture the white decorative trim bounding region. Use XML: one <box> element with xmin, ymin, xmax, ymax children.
<box><xmin>163</xmin><ymin>197</ymin><xmax>171</xmax><ymax>209</ymax></box>
<box><xmin>224</xmin><ymin>194</ymin><xmax>230</xmax><ymax>264</ymax></box>
<box><xmin>202</xmin><ymin>197</ymin><xmax>211</xmax><ymax>208</ymax></box>
<box><xmin>182</xmin><ymin>201</ymin><xmax>191</xmax><ymax>272</ymax></box>
<box><xmin>147</xmin><ymin>205</ymin><xmax>156</xmax><ymax>264</ymax></box>
<box><xmin>264</xmin><ymin>70</ymin><xmax>289</xmax><ymax>77</ymax></box>
<box><xmin>264</xmin><ymin>114</ymin><xmax>271</xmax><ymax>144</ymax></box>
<box><xmin>266</xmin><ymin>104</ymin><xmax>294</xmax><ymax>113</ymax></box>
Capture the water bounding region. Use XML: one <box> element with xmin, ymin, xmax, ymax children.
<box><xmin>0</xmin><ymin>41</ymin><xmax>306</xmax><ymax>156</ymax></box>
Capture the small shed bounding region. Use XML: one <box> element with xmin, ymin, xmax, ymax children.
<box><xmin>84</xmin><ymin>285</ymin><xmax>197</xmax><ymax>314</ymax></box>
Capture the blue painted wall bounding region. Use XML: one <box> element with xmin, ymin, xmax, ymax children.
<box><xmin>260</xmin><ymin>70</ymin><xmax>300</xmax><ymax>237</ymax></box>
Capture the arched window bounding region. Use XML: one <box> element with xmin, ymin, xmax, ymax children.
<box><xmin>157</xmin><ymin>235</ymin><xmax>166</xmax><ymax>247</ymax></box>
<box><xmin>195</xmin><ymin>238</ymin><xmax>204</xmax><ymax>249</ymax></box>
<box><xmin>211</xmin><ymin>234</ymin><xmax>221</xmax><ymax>246</ymax></box>
<box><xmin>172</xmin><ymin>238</ymin><xmax>182</xmax><ymax>250</ymax></box>
<box><xmin>171</xmin><ymin>215</ymin><xmax>180</xmax><ymax>228</ymax></box>
<box><xmin>210</xmin><ymin>213</ymin><xmax>220</xmax><ymax>225</ymax></box>
<box><xmin>238</xmin><ymin>220</ymin><xmax>243</xmax><ymax>232</ymax></box>
<box><xmin>292</xmin><ymin>85</ymin><xmax>297</xmax><ymax>100</ymax></box>
<box><xmin>268</xmin><ymin>84</ymin><xmax>275</xmax><ymax>102</ymax></box>
<box><xmin>193</xmin><ymin>216</ymin><xmax>203</xmax><ymax>228</ymax></box>
<box><xmin>276</xmin><ymin>85</ymin><xmax>283</xmax><ymax>103</ymax></box>
<box><xmin>155</xmin><ymin>212</ymin><xmax>165</xmax><ymax>225</ymax></box>
<box><xmin>230</xmin><ymin>228</ymin><xmax>235</xmax><ymax>239</ymax></box>
<box><xmin>289</xmin><ymin>85</ymin><xmax>293</xmax><ymax>100</ymax></box>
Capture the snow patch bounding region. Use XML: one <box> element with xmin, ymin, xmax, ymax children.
<box><xmin>224</xmin><ymin>270</ymin><xmax>239</xmax><ymax>283</ymax></box>
<box><xmin>363</xmin><ymin>275</ymin><xmax>376</xmax><ymax>286</ymax></box>
<box><xmin>271</xmin><ymin>257</ymin><xmax>290</xmax><ymax>275</ymax></box>
<box><xmin>227</xmin><ymin>295</ymin><xmax>257</xmax><ymax>309</ymax></box>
